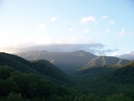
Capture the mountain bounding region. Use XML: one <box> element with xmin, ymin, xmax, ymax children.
<box><xmin>74</xmin><ymin>61</ymin><xmax>134</xmax><ymax>97</ymax></box>
<box><xmin>0</xmin><ymin>52</ymin><xmax>33</xmax><ymax>73</ymax></box>
<box><xmin>1</xmin><ymin>52</ymin><xmax>134</xmax><ymax>100</ymax></box>
<box><xmin>77</xmin><ymin>56</ymin><xmax>130</xmax><ymax>76</ymax></box>
<box><xmin>0</xmin><ymin>52</ymin><xmax>71</xmax><ymax>84</ymax></box>
<box><xmin>82</xmin><ymin>56</ymin><xmax>130</xmax><ymax>69</ymax></box>
<box><xmin>106</xmin><ymin>60</ymin><xmax>134</xmax><ymax>84</ymax></box>
<box><xmin>17</xmin><ymin>50</ymin><xmax>97</xmax><ymax>73</ymax></box>
<box><xmin>31</xmin><ymin>60</ymin><xmax>71</xmax><ymax>84</ymax></box>
<box><xmin>17</xmin><ymin>50</ymin><xmax>131</xmax><ymax>74</ymax></box>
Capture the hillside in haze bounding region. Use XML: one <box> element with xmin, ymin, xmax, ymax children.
<box><xmin>17</xmin><ymin>50</ymin><xmax>130</xmax><ymax>73</ymax></box>
<box><xmin>17</xmin><ymin>50</ymin><xmax>97</xmax><ymax>73</ymax></box>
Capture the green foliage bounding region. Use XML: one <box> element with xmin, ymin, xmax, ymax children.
<box><xmin>0</xmin><ymin>65</ymin><xmax>72</xmax><ymax>101</ymax></box>
<box><xmin>0</xmin><ymin>53</ymin><xmax>33</xmax><ymax>72</ymax></box>
<box><xmin>105</xmin><ymin>93</ymin><xmax>125</xmax><ymax>101</ymax></box>
<box><xmin>0</xmin><ymin>52</ymin><xmax>134</xmax><ymax>101</ymax></box>
<box><xmin>6</xmin><ymin>93</ymin><xmax>23</xmax><ymax>101</ymax></box>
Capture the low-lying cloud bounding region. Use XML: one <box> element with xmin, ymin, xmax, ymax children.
<box><xmin>0</xmin><ymin>43</ymin><xmax>118</xmax><ymax>56</ymax></box>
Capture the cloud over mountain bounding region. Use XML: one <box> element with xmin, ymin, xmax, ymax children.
<box><xmin>118</xmin><ymin>51</ymin><xmax>134</xmax><ymax>60</ymax></box>
<box><xmin>1</xmin><ymin>43</ymin><xmax>118</xmax><ymax>56</ymax></box>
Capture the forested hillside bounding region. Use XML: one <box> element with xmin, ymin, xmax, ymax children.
<box><xmin>0</xmin><ymin>52</ymin><xmax>134</xmax><ymax>101</ymax></box>
<box><xmin>0</xmin><ymin>66</ymin><xmax>72</xmax><ymax>101</ymax></box>
<box><xmin>72</xmin><ymin>61</ymin><xmax>134</xmax><ymax>99</ymax></box>
<box><xmin>0</xmin><ymin>52</ymin><xmax>71</xmax><ymax>85</ymax></box>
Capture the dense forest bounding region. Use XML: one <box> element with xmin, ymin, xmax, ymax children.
<box><xmin>0</xmin><ymin>52</ymin><xmax>134</xmax><ymax>101</ymax></box>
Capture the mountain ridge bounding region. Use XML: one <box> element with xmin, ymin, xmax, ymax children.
<box><xmin>16</xmin><ymin>50</ymin><xmax>130</xmax><ymax>73</ymax></box>
<box><xmin>16</xmin><ymin>50</ymin><xmax>97</xmax><ymax>73</ymax></box>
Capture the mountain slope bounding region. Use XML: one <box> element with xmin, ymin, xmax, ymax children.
<box><xmin>17</xmin><ymin>50</ymin><xmax>97</xmax><ymax>73</ymax></box>
<box><xmin>106</xmin><ymin>60</ymin><xmax>134</xmax><ymax>84</ymax></box>
<box><xmin>31</xmin><ymin>60</ymin><xmax>71</xmax><ymax>84</ymax></box>
<box><xmin>82</xmin><ymin>56</ymin><xmax>130</xmax><ymax>70</ymax></box>
<box><xmin>0</xmin><ymin>52</ymin><xmax>71</xmax><ymax>84</ymax></box>
<box><xmin>77</xmin><ymin>56</ymin><xmax>130</xmax><ymax>77</ymax></box>
<box><xmin>74</xmin><ymin>61</ymin><xmax>134</xmax><ymax>97</ymax></box>
<box><xmin>0</xmin><ymin>52</ymin><xmax>33</xmax><ymax>73</ymax></box>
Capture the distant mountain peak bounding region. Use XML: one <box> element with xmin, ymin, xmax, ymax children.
<box><xmin>73</xmin><ymin>50</ymin><xmax>96</xmax><ymax>56</ymax></box>
<box><xmin>75</xmin><ymin>50</ymin><xmax>86</xmax><ymax>52</ymax></box>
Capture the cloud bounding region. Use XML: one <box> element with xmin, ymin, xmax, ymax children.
<box><xmin>81</xmin><ymin>16</ymin><xmax>95</xmax><ymax>24</ymax></box>
<box><xmin>11</xmin><ymin>43</ymin><xmax>118</xmax><ymax>56</ymax></box>
<box><xmin>51</xmin><ymin>16</ymin><xmax>58</xmax><ymax>22</ymax></box>
<box><xmin>101</xmin><ymin>49</ymin><xmax>118</xmax><ymax>54</ymax></box>
<box><xmin>118</xmin><ymin>51</ymin><xmax>134</xmax><ymax>60</ymax></box>
<box><xmin>69</xmin><ymin>28</ymin><xmax>75</xmax><ymax>32</ymax></box>
<box><xmin>1</xmin><ymin>41</ymin><xmax>118</xmax><ymax>56</ymax></box>
<box><xmin>0</xmin><ymin>33</ymin><xmax>117</xmax><ymax>56</ymax></box>
<box><xmin>118</xmin><ymin>29</ymin><xmax>133</xmax><ymax>36</ymax></box>
<box><xmin>83</xmin><ymin>28</ymin><xmax>89</xmax><ymax>33</ymax></box>
<box><xmin>102</xmin><ymin>16</ymin><xmax>107</xmax><ymax>19</ymax></box>
<box><xmin>37</xmin><ymin>24</ymin><xmax>47</xmax><ymax>32</ymax></box>
<box><xmin>106</xmin><ymin>29</ymin><xmax>109</xmax><ymax>33</ymax></box>
<box><xmin>8</xmin><ymin>43</ymin><xmax>104</xmax><ymax>53</ymax></box>
<box><xmin>119</xmin><ymin>28</ymin><xmax>125</xmax><ymax>36</ymax></box>
<box><xmin>110</xmin><ymin>21</ymin><xmax>115</xmax><ymax>24</ymax></box>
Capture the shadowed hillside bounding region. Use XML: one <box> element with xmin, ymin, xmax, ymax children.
<box><xmin>0</xmin><ymin>52</ymin><xmax>71</xmax><ymax>84</ymax></box>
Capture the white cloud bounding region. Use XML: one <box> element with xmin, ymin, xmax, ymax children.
<box><xmin>51</xmin><ymin>16</ymin><xmax>58</xmax><ymax>22</ymax></box>
<box><xmin>119</xmin><ymin>29</ymin><xmax>133</xmax><ymax>36</ymax></box>
<box><xmin>83</xmin><ymin>28</ymin><xmax>89</xmax><ymax>33</ymax></box>
<box><xmin>106</xmin><ymin>29</ymin><xmax>109</xmax><ymax>33</ymax></box>
<box><xmin>69</xmin><ymin>28</ymin><xmax>75</xmax><ymax>32</ymax></box>
<box><xmin>119</xmin><ymin>28</ymin><xmax>125</xmax><ymax>36</ymax></box>
<box><xmin>111</xmin><ymin>52</ymin><xmax>118</xmax><ymax>56</ymax></box>
<box><xmin>102</xmin><ymin>16</ymin><xmax>107</xmax><ymax>19</ymax></box>
<box><xmin>81</xmin><ymin>16</ymin><xmax>95</xmax><ymax>24</ymax></box>
<box><xmin>37</xmin><ymin>24</ymin><xmax>47</xmax><ymax>32</ymax></box>
<box><xmin>110</xmin><ymin>21</ymin><xmax>115</xmax><ymax>24</ymax></box>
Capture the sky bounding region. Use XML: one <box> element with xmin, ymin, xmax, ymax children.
<box><xmin>0</xmin><ymin>0</ymin><xmax>134</xmax><ymax>56</ymax></box>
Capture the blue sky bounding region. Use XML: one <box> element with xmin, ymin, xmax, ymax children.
<box><xmin>0</xmin><ymin>0</ymin><xmax>134</xmax><ymax>56</ymax></box>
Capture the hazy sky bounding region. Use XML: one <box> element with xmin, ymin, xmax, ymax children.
<box><xmin>0</xmin><ymin>0</ymin><xmax>134</xmax><ymax>55</ymax></box>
